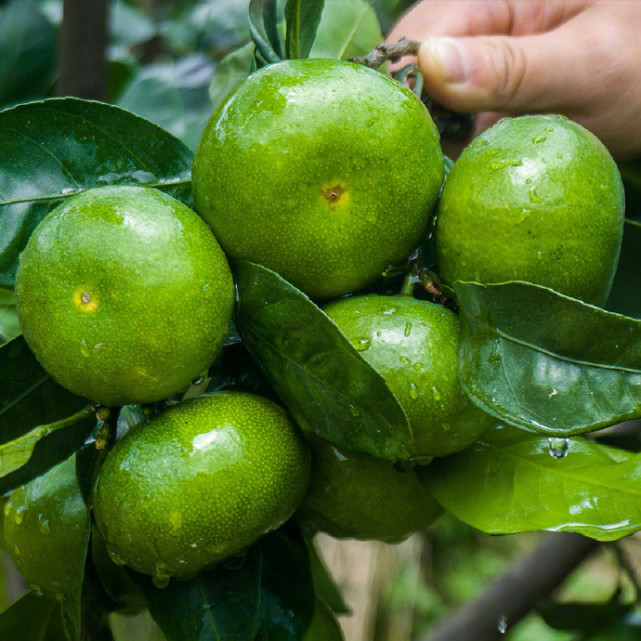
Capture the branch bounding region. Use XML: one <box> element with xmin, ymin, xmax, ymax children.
<box><xmin>57</xmin><ymin>0</ymin><xmax>110</xmax><ymax>100</ymax></box>
<box><xmin>351</xmin><ymin>38</ymin><xmax>421</xmax><ymax>69</ymax></box>
<box><xmin>423</xmin><ymin>532</ymin><xmax>600</xmax><ymax>641</ymax></box>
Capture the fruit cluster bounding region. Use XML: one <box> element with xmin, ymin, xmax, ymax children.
<box><xmin>4</xmin><ymin>57</ymin><xmax>625</xmax><ymax>622</ymax></box>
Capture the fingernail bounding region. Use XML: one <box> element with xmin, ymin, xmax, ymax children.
<box><xmin>423</xmin><ymin>37</ymin><xmax>470</xmax><ymax>84</ymax></box>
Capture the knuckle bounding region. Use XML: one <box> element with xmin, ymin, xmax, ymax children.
<box><xmin>487</xmin><ymin>38</ymin><xmax>529</xmax><ymax>109</ymax></box>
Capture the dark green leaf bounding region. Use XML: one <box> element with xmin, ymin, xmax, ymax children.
<box><xmin>307</xmin><ymin>538</ymin><xmax>349</xmax><ymax>615</ymax></box>
<box><xmin>116</xmin><ymin>54</ymin><xmax>217</xmax><ymax>151</ymax></box>
<box><xmin>456</xmin><ymin>281</ymin><xmax>641</xmax><ymax>435</ymax></box>
<box><xmin>0</xmin><ymin>592</ymin><xmax>58</xmax><ymax>640</ymax></box>
<box><xmin>619</xmin><ymin>159</ymin><xmax>641</xmax><ymax>220</ymax></box>
<box><xmin>606</xmin><ymin>219</ymin><xmax>641</xmax><ymax>318</ymax></box>
<box><xmin>0</xmin><ymin>98</ymin><xmax>193</xmax><ymax>288</ymax></box>
<box><xmin>234</xmin><ymin>260</ymin><xmax>413</xmax><ymax>461</ymax></box>
<box><xmin>285</xmin><ymin>0</ymin><xmax>325</xmax><ymax>59</ymax></box>
<box><xmin>0</xmin><ymin>288</ymin><xmax>20</xmax><ymax>343</ymax></box>
<box><xmin>0</xmin><ymin>0</ymin><xmax>57</xmax><ymax>107</ymax></box>
<box><xmin>420</xmin><ymin>425</ymin><xmax>641</xmax><ymax>541</ymax></box>
<box><xmin>208</xmin><ymin>42</ymin><xmax>255</xmax><ymax>114</ymax></box>
<box><xmin>255</xmin><ymin>523</ymin><xmax>315</xmax><ymax>640</ymax></box>
<box><xmin>310</xmin><ymin>0</ymin><xmax>383</xmax><ymax>61</ymax></box>
<box><xmin>539</xmin><ymin>599</ymin><xmax>634</xmax><ymax>634</ymax></box>
<box><xmin>248</xmin><ymin>0</ymin><xmax>282</xmax><ymax>65</ymax></box>
<box><xmin>129</xmin><ymin>546</ymin><xmax>263</xmax><ymax>641</ymax></box>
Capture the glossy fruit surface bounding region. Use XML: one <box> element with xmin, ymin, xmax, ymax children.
<box><xmin>436</xmin><ymin>115</ymin><xmax>625</xmax><ymax>306</ymax></box>
<box><xmin>324</xmin><ymin>294</ymin><xmax>494</xmax><ymax>459</ymax></box>
<box><xmin>93</xmin><ymin>392</ymin><xmax>310</xmax><ymax>582</ymax></box>
<box><xmin>3</xmin><ymin>455</ymin><xmax>89</xmax><ymax>598</ymax></box>
<box><xmin>296</xmin><ymin>435</ymin><xmax>441</xmax><ymax>542</ymax></box>
<box><xmin>16</xmin><ymin>185</ymin><xmax>234</xmax><ymax>406</ymax></box>
<box><xmin>192</xmin><ymin>58</ymin><xmax>444</xmax><ymax>300</ymax></box>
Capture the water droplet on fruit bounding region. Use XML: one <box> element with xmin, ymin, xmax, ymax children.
<box><xmin>399</xmin><ymin>356</ymin><xmax>411</xmax><ymax>364</ymax></box>
<box><xmin>80</xmin><ymin>337</ymin><xmax>90</xmax><ymax>358</ymax></box>
<box><xmin>404</xmin><ymin>322</ymin><xmax>412</xmax><ymax>337</ymax></box>
<box><xmin>4</xmin><ymin>502</ymin><xmax>11</xmax><ymax>517</ymax></box>
<box><xmin>441</xmin><ymin>422</ymin><xmax>451</xmax><ymax>432</ymax></box>
<box><xmin>498</xmin><ymin>615</ymin><xmax>508</xmax><ymax>634</ymax></box>
<box><xmin>355</xmin><ymin>337</ymin><xmax>371</xmax><ymax>351</ymax></box>
<box><xmin>37</xmin><ymin>514</ymin><xmax>51</xmax><ymax>535</ymax></box>
<box><xmin>414</xmin><ymin>362</ymin><xmax>424</xmax><ymax>371</ymax></box>
<box><xmin>14</xmin><ymin>505</ymin><xmax>27</xmax><ymax>525</ymax></box>
<box><xmin>152</xmin><ymin>574</ymin><xmax>170</xmax><ymax>589</ymax></box>
<box><xmin>349</xmin><ymin>405</ymin><xmax>361</xmax><ymax>418</ymax></box>
<box><xmin>548</xmin><ymin>437</ymin><xmax>569</xmax><ymax>458</ymax></box>
<box><xmin>191</xmin><ymin>376</ymin><xmax>204</xmax><ymax>385</ymax></box>
<box><xmin>529</xmin><ymin>186</ymin><xmax>544</xmax><ymax>203</ymax></box>
<box><xmin>545</xmin><ymin>126</ymin><xmax>554</xmax><ymax>132</ymax></box>
<box><xmin>490</xmin><ymin>159</ymin><xmax>522</xmax><ymax>170</ymax></box>
<box><xmin>431</xmin><ymin>386</ymin><xmax>441</xmax><ymax>401</ymax></box>
<box><xmin>107</xmin><ymin>547</ymin><xmax>126</xmax><ymax>566</ymax></box>
<box><xmin>532</xmin><ymin>135</ymin><xmax>547</xmax><ymax>144</ymax></box>
<box><xmin>409</xmin><ymin>383</ymin><xmax>419</xmax><ymax>399</ymax></box>
<box><xmin>13</xmin><ymin>544</ymin><xmax>20</xmax><ymax>556</ymax></box>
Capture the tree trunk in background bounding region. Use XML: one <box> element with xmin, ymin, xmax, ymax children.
<box><xmin>57</xmin><ymin>0</ymin><xmax>109</xmax><ymax>100</ymax></box>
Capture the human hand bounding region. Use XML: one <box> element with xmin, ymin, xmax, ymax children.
<box><xmin>387</xmin><ymin>0</ymin><xmax>641</xmax><ymax>159</ymax></box>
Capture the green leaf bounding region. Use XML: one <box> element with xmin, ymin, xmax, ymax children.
<box><xmin>539</xmin><ymin>599</ymin><xmax>634</xmax><ymax>634</ymax></box>
<box><xmin>619</xmin><ymin>159</ymin><xmax>641</xmax><ymax>220</ymax></box>
<box><xmin>0</xmin><ymin>592</ymin><xmax>59</xmax><ymax>640</ymax></box>
<box><xmin>0</xmin><ymin>288</ymin><xmax>20</xmax><ymax>343</ymax></box>
<box><xmin>307</xmin><ymin>538</ymin><xmax>349</xmax><ymax>615</ymax></box>
<box><xmin>0</xmin><ymin>97</ymin><xmax>193</xmax><ymax>288</ymax></box>
<box><xmin>456</xmin><ymin>281</ymin><xmax>641</xmax><ymax>435</ymax></box>
<box><xmin>255</xmin><ymin>524</ymin><xmax>315</xmax><ymax>640</ymax></box>
<box><xmin>420</xmin><ymin>425</ymin><xmax>641</xmax><ymax>541</ymax></box>
<box><xmin>310</xmin><ymin>0</ymin><xmax>383</xmax><ymax>61</ymax></box>
<box><xmin>606</xmin><ymin>219</ymin><xmax>641</xmax><ymax>318</ymax></box>
<box><xmin>208</xmin><ymin>41</ymin><xmax>255</xmax><ymax>114</ymax></box>
<box><xmin>234</xmin><ymin>260</ymin><xmax>413</xmax><ymax>461</ymax></box>
<box><xmin>116</xmin><ymin>54</ymin><xmax>217</xmax><ymax>151</ymax></box>
<box><xmin>285</xmin><ymin>0</ymin><xmax>325</xmax><ymax>59</ymax></box>
<box><xmin>0</xmin><ymin>0</ymin><xmax>57</xmax><ymax>107</ymax></box>
<box><xmin>130</xmin><ymin>546</ymin><xmax>262</xmax><ymax>641</ymax></box>
<box><xmin>248</xmin><ymin>0</ymin><xmax>283</xmax><ymax>65</ymax></box>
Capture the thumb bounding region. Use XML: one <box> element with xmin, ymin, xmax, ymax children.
<box><xmin>417</xmin><ymin>33</ymin><xmax>580</xmax><ymax>114</ymax></box>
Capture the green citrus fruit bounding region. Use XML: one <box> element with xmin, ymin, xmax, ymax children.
<box><xmin>323</xmin><ymin>294</ymin><xmax>494</xmax><ymax>459</ymax></box>
<box><xmin>192</xmin><ymin>58</ymin><xmax>444</xmax><ymax>300</ymax></box>
<box><xmin>3</xmin><ymin>455</ymin><xmax>89</xmax><ymax>598</ymax></box>
<box><xmin>296</xmin><ymin>434</ymin><xmax>441</xmax><ymax>543</ymax></box>
<box><xmin>15</xmin><ymin>185</ymin><xmax>234</xmax><ymax>407</ymax></box>
<box><xmin>304</xmin><ymin>598</ymin><xmax>345</xmax><ymax>641</ymax></box>
<box><xmin>93</xmin><ymin>392</ymin><xmax>310</xmax><ymax>582</ymax></box>
<box><xmin>436</xmin><ymin>115</ymin><xmax>625</xmax><ymax>305</ymax></box>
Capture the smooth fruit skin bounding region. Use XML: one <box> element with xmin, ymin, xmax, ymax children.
<box><xmin>93</xmin><ymin>392</ymin><xmax>310</xmax><ymax>581</ymax></box>
<box><xmin>436</xmin><ymin>115</ymin><xmax>625</xmax><ymax>306</ymax></box>
<box><xmin>324</xmin><ymin>294</ymin><xmax>495</xmax><ymax>458</ymax></box>
<box><xmin>192</xmin><ymin>58</ymin><xmax>444</xmax><ymax>300</ymax></box>
<box><xmin>15</xmin><ymin>185</ymin><xmax>234</xmax><ymax>406</ymax></box>
<box><xmin>296</xmin><ymin>435</ymin><xmax>441</xmax><ymax>543</ymax></box>
<box><xmin>3</xmin><ymin>455</ymin><xmax>89</xmax><ymax>599</ymax></box>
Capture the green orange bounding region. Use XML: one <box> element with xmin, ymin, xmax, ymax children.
<box><xmin>324</xmin><ymin>294</ymin><xmax>494</xmax><ymax>459</ymax></box>
<box><xmin>296</xmin><ymin>434</ymin><xmax>441</xmax><ymax>543</ymax></box>
<box><xmin>436</xmin><ymin>115</ymin><xmax>625</xmax><ymax>305</ymax></box>
<box><xmin>3</xmin><ymin>455</ymin><xmax>89</xmax><ymax>598</ymax></box>
<box><xmin>193</xmin><ymin>58</ymin><xmax>444</xmax><ymax>300</ymax></box>
<box><xmin>93</xmin><ymin>392</ymin><xmax>310</xmax><ymax>582</ymax></box>
<box><xmin>15</xmin><ymin>185</ymin><xmax>234</xmax><ymax>406</ymax></box>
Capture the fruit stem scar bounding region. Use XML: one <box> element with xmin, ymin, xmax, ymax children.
<box><xmin>321</xmin><ymin>181</ymin><xmax>350</xmax><ymax>209</ymax></box>
<box><xmin>73</xmin><ymin>287</ymin><xmax>98</xmax><ymax>312</ymax></box>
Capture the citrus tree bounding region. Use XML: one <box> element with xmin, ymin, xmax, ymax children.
<box><xmin>2</xmin><ymin>1</ymin><xmax>641</xmax><ymax>640</ymax></box>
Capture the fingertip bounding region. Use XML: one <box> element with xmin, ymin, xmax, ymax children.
<box><xmin>419</xmin><ymin>38</ymin><xmax>471</xmax><ymax>86</ymax></box>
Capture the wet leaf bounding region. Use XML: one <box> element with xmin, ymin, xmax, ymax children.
<box><xmin>0</xmin><ymin>98</ymin><xmax>192</xmax><ymax>288</ymax></box>
<box><xmin>420</xmin><ymin>425</ymin><xmax>641</xmax><ymax>540</ymax></box>
<box><xmin>456</xmin><ymin>280</ymin><xmax>641</xmax><ymax>435</ymax></box>
<box><xmin>234</xmin><ymin>260</ymin><xmax>413</xmax><ymax>461</ymax></box>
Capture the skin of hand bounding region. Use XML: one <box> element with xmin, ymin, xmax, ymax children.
<box><xmin>387</xmin><ymin>0</ymin><xmax>641</xmax><ymax>160</ymax></box>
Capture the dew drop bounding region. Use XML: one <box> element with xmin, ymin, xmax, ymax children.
<box><xmin>532</xmin><ymin>135</ymin><xmax>547</xmax><ymax>144</ymax></box>
<box><xmin>355</xmin><ymin>337</ymin><xmax>371</xmax><ymax>351</ymax></box>
<box><xmin>12</xmin><ymin>543</ymin><xmax>20</xmax><ymax>556</ymax></box>
<box><xmin>153</xmin><ymin>574</ymin><xmax>170</xmax><ymax>588</ymax></box>
<box><xmin>349</xmin><ymin>405</ymin><xmax>361</xmax><ymax>418</ymax></box>
<box><xmin>4</xmin><ymin>502</ymin><xmax>12</xmax><ymax>517</ymax></box>
<box><xmin>409</xmin><ymin>383</ymin><xmax>419</xmax><ymax>400</ymax></box>
<box><xmin>441</xmin><ymin>422</ymin><xmax>451</xmax><ymax>432</ymax></box>
<box><xmin>548</xmin><ymin>437</ymin><xmax>570</xmax><ymax>459</ymax></box>
<box><xmin>14</xmin><ymin>505</ymin><xmax>27</xmax><ymax>525</ymax></box>
<box><xmin>488</xmin><ymin>343</ymin><xmax>502</xmax><ymax>363</ymax></box>
<box><xmin>413</xmin><ymin>362</ymin><xmax>424</xmax><ymax>371</ymax></box>
<box><xmin>80</xmin><ymin>337</ymin><xmax>90</xmax><ymax>358</ymax></box>
<box><xmin>490</xmin><ymin>159</ymin><xmax>523</xmax><ymax>170</ymax></box>
<box><xmin>529</xmin><ymin>186</ymin><xmax>544</xmax><ymax>203</ymax></box>
<box><xmin>399</xmin><ymin>356</ymin><xmax>411</xmax><ymax>364</ymax></box>
<box><xmin>498</xmin><ymin>615</ymin><xmax>508</xmax><ymax>634</ymax></box>
<box><xmin>61</xmin><ymin>187</ymin><xmax>76</xmax><ymax>195</ymax></box>
<box><xmin>545</xmin><ymin>126</ymin><xmax>554</xmax><ymax>132</ymax></box>
<box><xmin>107</xmin><ymin>547</ymin><xmax>126</xmax><ymax>566</ymax></box>
<box><xmin>404</xmin><ymin>322</ymin><xmax>412</xmax><ymax>337</ymax></box>
<box><xmin>431</xmin><ymin>386</ymin><xmax>441</xmax><ymax>401</ymax></box>
<box><xmin>38</xmin><ymin>514</ymin><xmax>51</xmax><ymax>535</ymax></box>
<box><xmin>191</xmin><ymin>376</ymin><xmax>204</xmax><ymax>385</ymax></box>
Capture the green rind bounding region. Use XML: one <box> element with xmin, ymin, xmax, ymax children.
<box><xmin>436</xmin><ymin>115</ymin><xmax>625</xmax><ymax>306</ymax></box>
<box><xmin>93</xmin><ymin>392</ymin><xmax>310</xmax><ymax>579</ymax></box>
<box><xmin>193</xmin><ymin>58</ymin><xmax>444</xmax><ymax>300</ymax></box>
<box><xmin>15</xmin><ymin>185</ymin><xmax>234</xmax><ymax>406</ymax></box>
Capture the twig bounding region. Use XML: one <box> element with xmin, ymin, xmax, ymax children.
<box><xmin>422</xmin><ymin>532</ymin><xmax>600</xmax><ymax>641</ymax></box>
<box><xmin>351</xmin><ymin>38</ymin><xmax>421</xmax><ymax>69</ymax></box>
